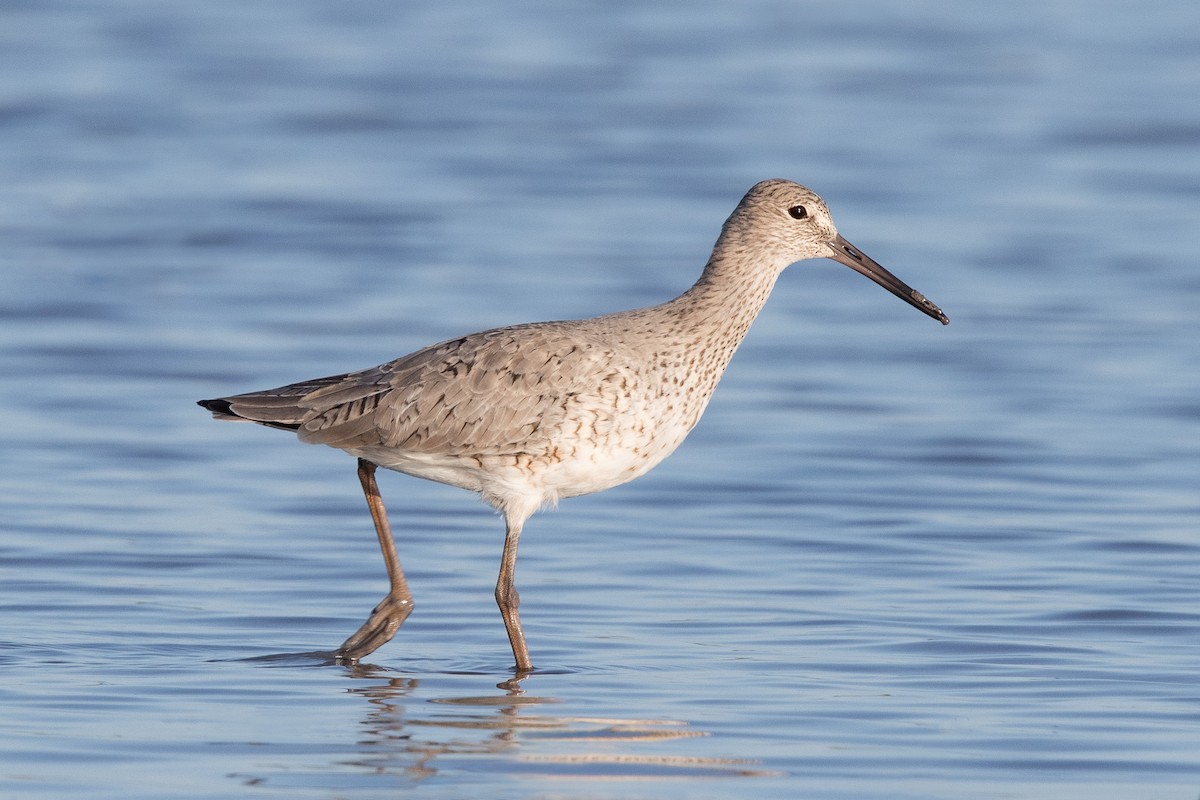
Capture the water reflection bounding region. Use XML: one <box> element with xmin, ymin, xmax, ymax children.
<box><xmin>333</xmin><ymin>669</ymin><xmax>778</xmax><ymax>786</ymax></box>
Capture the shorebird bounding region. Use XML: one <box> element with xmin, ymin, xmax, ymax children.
<box><xmin>199</xmin><ymin>179</ymin><xmax>947</xmax><ymax>671</ymax></box>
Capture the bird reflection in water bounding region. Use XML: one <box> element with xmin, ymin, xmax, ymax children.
<box><xmin>326</xmin><ymin>669</ymin><xmax>780</xmax><ymax>785</ymax></box>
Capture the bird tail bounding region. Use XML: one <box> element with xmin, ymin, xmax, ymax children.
<box><xmin>197</xmin><ymin>374</ymin><xmax>351</xmax><ymax>432</ymax></box>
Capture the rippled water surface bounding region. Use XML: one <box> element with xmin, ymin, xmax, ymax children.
<box><xmin>3</xmin><ymin>2</ymin><xmax>1199</xmax><ymax>798</ymax></box>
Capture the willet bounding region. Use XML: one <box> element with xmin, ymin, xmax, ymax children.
<box><xmin>199</xmin><ymin>179</ymin><xmax>947</xmax><ymax>672</ymax></box>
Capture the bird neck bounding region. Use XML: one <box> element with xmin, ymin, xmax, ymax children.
<box><xmin>622</xmin><ymin>250</ymin><xmax>785</xmax><ymax>396</ymax></box>
<box><xmin>672</xmin><ymin>251</ymin><xmax>783</xmax><ymax>345</ymax></box>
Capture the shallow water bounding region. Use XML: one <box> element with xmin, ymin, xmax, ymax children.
<box><xmin>2</xmin><ymin>1</ymin><xmax>1199</xmax><ymax>798</ymax></box>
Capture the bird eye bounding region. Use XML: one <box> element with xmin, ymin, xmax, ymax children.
<box><xmin>787</xmin><ymin>205</ymin><xmax>808</xmax><ymax>220</ymax></box>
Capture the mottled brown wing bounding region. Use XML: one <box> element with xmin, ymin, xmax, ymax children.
<box><xmin>291</xmin><ymin>323</ymin><xmax>628</xmax><ymax>457</ymax></box>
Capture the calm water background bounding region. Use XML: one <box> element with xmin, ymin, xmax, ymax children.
<box><xmin>2</xmin><ymin>1</ymin><xmax>1199</xmax><ymax>798</ymax></box>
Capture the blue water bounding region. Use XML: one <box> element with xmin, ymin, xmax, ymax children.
<box><xmin>2</xmin><ymin>2</ymin><xmax>1199</xmax><ymax>798</ymax></box>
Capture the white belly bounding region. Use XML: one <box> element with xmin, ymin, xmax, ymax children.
<box><xmin>350</xmin><ymin>413</ymin><xmax>695</xmax><ymax>512</ymax></box>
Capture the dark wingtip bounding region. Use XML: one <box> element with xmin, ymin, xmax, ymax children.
<box><xmin>197</xmin><ymin>396</ymin><xmax>302</xmax><ymax>431</ymax></box>
<box><xmin>197</xmin><ymin>398</ymin><xmax>234</xmax><ymax>414</ymax></box>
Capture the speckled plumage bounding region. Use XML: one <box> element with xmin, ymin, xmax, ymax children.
<box><xmin>199</xmin><ymin>179</ymin><xmax>947</xmax><ymax>671</ymax></box>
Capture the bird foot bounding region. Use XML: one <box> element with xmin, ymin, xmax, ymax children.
<box><xmin>334</xmin><ymin>592</ymin><xmax>414</xmax><ymax>663</ymax></box>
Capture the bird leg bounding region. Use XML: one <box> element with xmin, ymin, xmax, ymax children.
<box><xmin>496</xmin><ymin>515</ymin><xmax>533</xmax><ymax>673</ymax></box>
<box><xmin>335</xmin><ymin>459</ymin><xmax>414</xmax><ymax>663</ymax></box>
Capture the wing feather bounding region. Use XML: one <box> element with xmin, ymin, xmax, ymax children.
<box><xmin>202</xmin><ymin>321</ymin><xmax>646</xmax><ymax>459</ymax></box>
<box><xmin>302</xmin><ymin>325</ymin><xmax>632</xmax><ymax>456</ymax></box>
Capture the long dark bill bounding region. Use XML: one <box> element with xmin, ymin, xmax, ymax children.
<box><xmin>828</xmin><ymin>234</ymin><xmax>949</xmax><ymax>325</ymax></box>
